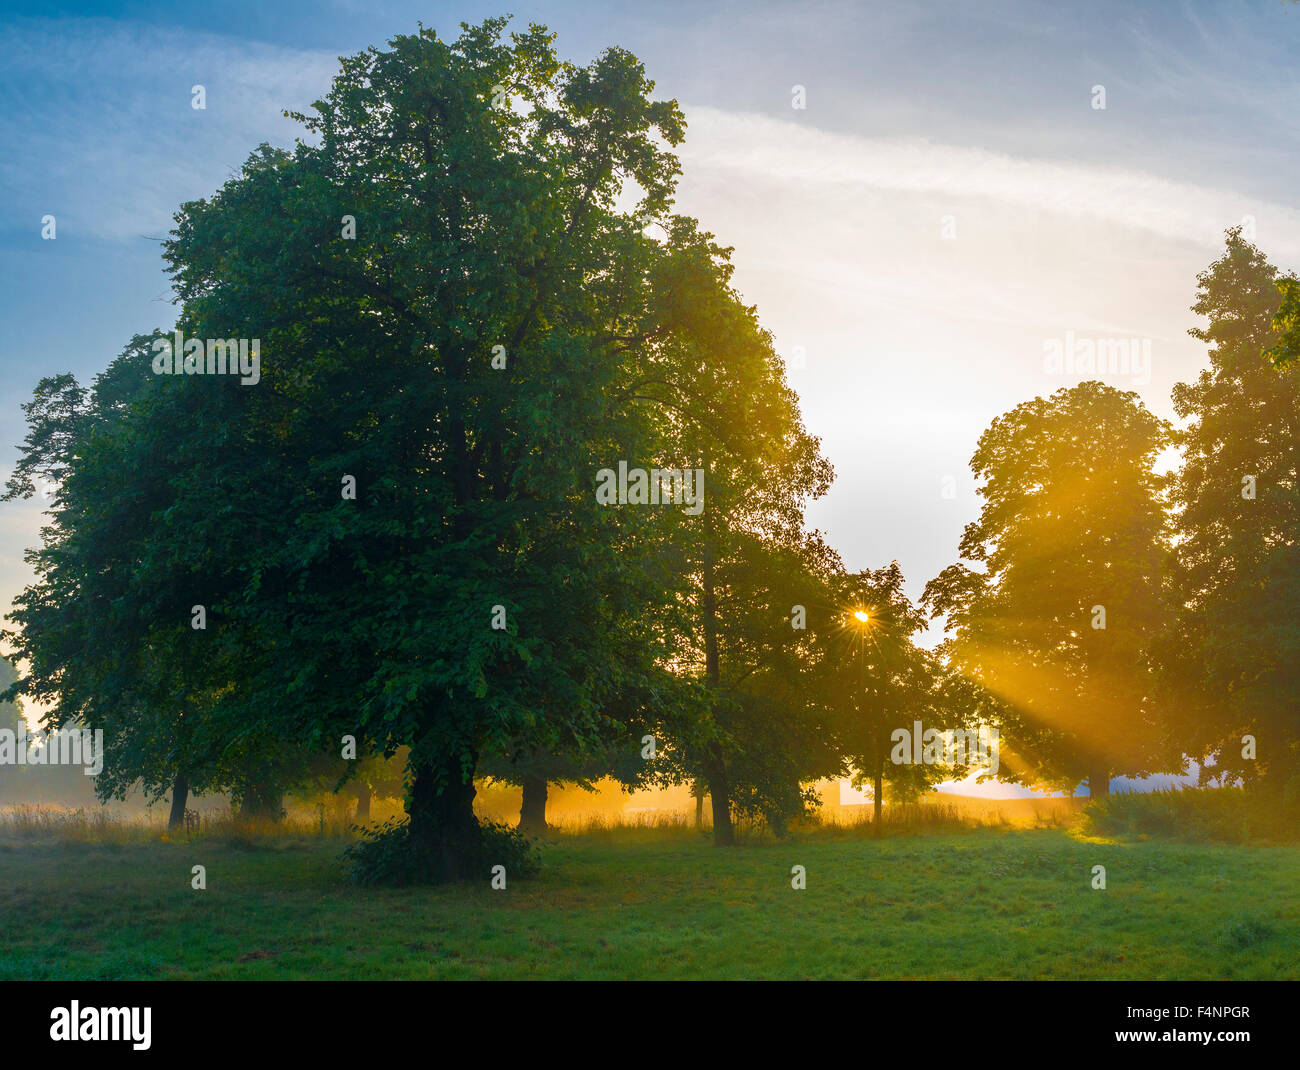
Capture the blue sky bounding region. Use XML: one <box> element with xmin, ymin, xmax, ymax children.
<box><xmin>1</xmin><ymin>1</ymin><xmax>1297</xmax><ymax>793</ymax></box>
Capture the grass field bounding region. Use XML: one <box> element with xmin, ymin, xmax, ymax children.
<box><xmin>1</xmin><ymin>816</ymin><xmax>1296</xmax><ymax>980</ymax></box>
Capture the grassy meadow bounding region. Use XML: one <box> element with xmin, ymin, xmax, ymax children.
<box><xmin>1</xmin><ymin>801</ymin><xmax>1295</xmax><ymax>981</ymax></box>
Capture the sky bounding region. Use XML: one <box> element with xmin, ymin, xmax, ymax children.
<box><xmin>1</xmin><ymin>0</ymin><xmax>1297</xmax><ymax>795</ymax></box>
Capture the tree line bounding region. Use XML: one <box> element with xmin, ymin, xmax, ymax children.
<box><xmin>3</xmin><ymin>20</ymin><xmax>1297</xmax><ymax>881</ymax></box>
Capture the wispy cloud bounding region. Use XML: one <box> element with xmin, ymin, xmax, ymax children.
<box><xmin>680</xmin><ymin>106</ymin><xmax>1300</xmax><ymax>262</ymax></box>
<box><xmin>0</xmin><ymin>18</ymin><xmax>337</xmax><ymax>241</ymax></box>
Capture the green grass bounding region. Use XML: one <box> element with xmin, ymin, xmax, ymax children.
<box><xmin>1</xmin><ymin>822</ymin><xmax>1297</xmax><ymax>979</ymax></box>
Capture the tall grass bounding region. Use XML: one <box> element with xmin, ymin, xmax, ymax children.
<box><xmin>0</xmin><ymin>796</ymin><xmax>1058</xmax><ymax>848</ymax></box>
<box><xmin>548</xmin><ymin>801</ymin><xmax>995</xmax><ymax>844</ymax></box>
<box><xmin>806</xmin><ymin>800</ymin><xmax>985</xmax><ymax>838</ymax></box>
<box><xmin>1082</xmin><ymin>786</ymin><xmax>1299</xmax><ymax>844</ymax></box>
<box><xmin>0</xmin><ymin>804</ymin><xmax>362</xmax><ymax>845</ymax></box>
<box><xmin>551</xmin><ymin>810</ymin><xmax>697</xmax><ymax>839</ymax></box>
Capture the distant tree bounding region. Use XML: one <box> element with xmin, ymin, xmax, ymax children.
<box><xmin>1</xmin><ymin>338</ymin><xmax>240</xmax><ymax>828</ymax></box>
<box><xmin>0</xmin><ymin>657</ymin><xmax>24</xmax><ymax>798</ymax></box>
<box><xmin>924</xmin><ymin>381</ymin><xmax>1173</xmax><ymax>798</ymax></box>
<box><xmin>477</xmin><ymin>581</ymin><xmax>688</xmax><ymax>835</ymax></box>
<box><xmin>671</xmin><ymin>522</ymin><xmax>843</xmax><ymax>844</ymax></box>
<box><xmin>819</xmin><ymin>566</ymin><xmax>953</xmax><ymax>831</ymax></box>
<box><xmin>479</xmin><ymin>741</ymin><xmax>632</xmax><ymax>834</ymax></box>
<box><xmin>1159</xmin><ymin>229</ymin><xmax>1300</xmax><ymax>795</ymax></box>
<box><xmin>295</xmin><ymin>749</ymin><xmax>406</xmax><ymax>821</ymax></box>
<box><xmin>347</xmin><ymin>754</ymin><xmax>406</xmax><ymax>821</ymax></box>
<box><xmin>0</xmin><ymin>658</ymin><xmax>21</xmax><ymax>734</ymax></box>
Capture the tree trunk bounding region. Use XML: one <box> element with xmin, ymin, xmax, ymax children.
<box><xmin>705</xmin><ymin>745</ymin><xmax>735</xmax><ymax>846</ymax></box>
<box><xmin>701</xmin><ymin>533</ymin><xmax>735</xmax><ymax>847</ymax></box>
<box><xmin>873</xmin><ymin>764</ymin><xmax>884</xmax><ymax>838</ymax></box>
<box><xmin>355</xmin><ymin>785</ymin><xmax>371</xmax><ymax>821</ymax></box>
<box><xmin>708</xmin><ymin>786</ymin><xmax>733</xmax><ymax>845</ymax></box>
<box><xmin>1089</xmin><ymin>767</ymin><xmax>1110</xmax><ymax>800</ymax></box>
<box><xmin>518</xmin><ymin>774</ymin><xmax>548</xmax><ymax>834</ymax></box>
<box><xmin>408</xmin><ymin>752</ymin><xmax>481</xmax><ymax>883</ymax></box>
<box><xmin>694</xmin><ymin>786</ymin><xmax>704</xmax><ymax>828</ymax></box>
<box><xmin>167</xmin><ymin>774</ymin><xmax>189</xmax><ymax>831</ymax></box>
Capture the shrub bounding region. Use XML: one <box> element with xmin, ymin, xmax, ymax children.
<box><xmin>1082</xmin><ymin>786</ymin><xmax>1298</xmax><ymax>844</ymax></box>
<box><xmin>343</xmin><ymin>817</ymin><xmax>539</xmax><ymax>886</ymax></box>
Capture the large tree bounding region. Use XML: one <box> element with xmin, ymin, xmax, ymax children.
<box><xmin>155</xmin><ymin>21</ymin><xmax>702</xmax><ymax>879</ymax></box>
<box><xmin>8</xmin><ymin>19</ymin><xmax>805</xmax><ymax>882</ymax></box>
<box><xmin>1159</xmin><ymin>229</ymin><xmax>1300</xmax><ymax>793</ymax></box>
<box><xmin>5</xmin><ymin>20</ymin><xmax>833</xmax><ymax>875</ymax></box>
<box><xmin>923</xmin><ymin>381</ymin><xmax>1173</xmax><ymax>798</ymax></box>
